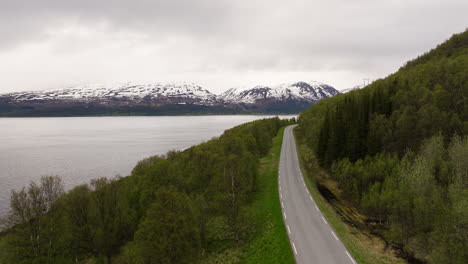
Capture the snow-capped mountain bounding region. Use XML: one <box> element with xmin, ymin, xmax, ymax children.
<box><xmin>220</xmin><ymin>86</ymin><xmax>271</xmax><ymax>104</ymax></box>
<box><xmin>0</xmin><ymin>81</ymin><xmax>340</xmax><ymax>116</ymax></box>
<box><xmin>5</xmin><ymin>82</ymin><xmax>217</xmax><ymax>103</ymax></box>
<box><xmin>219</xmin><ymin>81</ymin><xmax>339</xmax><ymax>104</ymax></box>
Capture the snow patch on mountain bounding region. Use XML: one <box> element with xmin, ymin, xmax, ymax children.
<box><xmin>219</xmin><ymin>81</ymin><xmax>340</xmax><ymax>104</ymax></box>
<box><xmin>340</xmin><ymin>84</ymin><xmax>366</xmax><ymax>93</ymax></box>
<box><xmin>1</xmin><ymin>81</ymin><xmax>340</xmax><ymax>108</ymax></box>
<box><xmin>3</xmin><ymin>82</ymin><xmax>216</xmax><ymax>102</ymax></box>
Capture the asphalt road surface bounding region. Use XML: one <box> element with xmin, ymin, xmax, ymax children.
<box><xmin>279</xmin><ymin>125</ymin><xmax>357</xmax><ymax>264</ymax></box>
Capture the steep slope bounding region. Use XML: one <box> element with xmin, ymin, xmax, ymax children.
<box><xmin>297</xmin><ymin>30</ymin><xmax>467</xmax><ymax>263</ymax></box>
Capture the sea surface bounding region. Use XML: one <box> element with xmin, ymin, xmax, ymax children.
<box><xmin>0</xmin><ymin>115</ymin><xmax>294</xmax><ymax>216</ymax></box>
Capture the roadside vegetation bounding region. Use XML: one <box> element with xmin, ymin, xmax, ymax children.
<box><xmin>295</xmin><ymin>129</ymin><xmax>408</xmax><ymax>264</ymax></box>
<box><xmin>0</xmin><ymin>117</ymin><xmax>295</xmax><ymax>264</ymax></box>
<box><xmin>297</xmin><ymin>30</ymin><xmax>467</xmax><ymax>263</ymax></box>
<box><xmin>239</xmin><ymin>128</ymin><xmax>294</xmax><ymax>264</ymax></box>
<box><xmin>201</xmin><ymin>128</ymin><xmax>295</xmax><ymax>264</ymax></box>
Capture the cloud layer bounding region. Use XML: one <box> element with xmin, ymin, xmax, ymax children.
<box><xmin>0</xmin><ymin>0</ymin><xmax>466</xmax><ymax>93</ymax></box>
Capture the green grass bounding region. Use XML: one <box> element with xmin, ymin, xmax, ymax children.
<box><xmin>202</xmin><ymin>127</ymin><xmax>295</xmax><ymax>264</ymax></box>
<box><xmin>240</xmin><ymin>127</ymin><xmax>295</xmax><ymax>264</ymax></box>
<box><xmin>293</xmin><ymin>127</ymin><xmax>406</xmax><ymax>264</ymax></box>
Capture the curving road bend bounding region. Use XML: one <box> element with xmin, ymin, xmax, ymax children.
<box><xmin>279</xmin><ymin>125</ymin><xmax>357</xmax><ymax>264</ymax></box>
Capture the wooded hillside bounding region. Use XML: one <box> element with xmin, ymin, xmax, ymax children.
<box><xmin>298</xmin><ymin>30</ymin><xmax>467</xmax><ymax>263</ymax></box>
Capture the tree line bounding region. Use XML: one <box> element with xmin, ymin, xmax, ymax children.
<box><xmin>0</xmin><ymin>117</ymin><xmax>294</xmax><ymax>264</ymax></box>
<box><xmin>298</xmin><ymin>30</ymin><xmax>467</xmax><ymax>263</ymax></box>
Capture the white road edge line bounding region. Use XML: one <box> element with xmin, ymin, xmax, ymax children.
<box><xmin>292</xmin><ymin>242</ymin><xmax>298</xmax><ymax>255</ymax></box>
<box><xmin>281</xmin><ymin>201</ymin><xmax>284</xmax><ymax>208</ymax></box>
<box><xmin>331</xmin><ymin>231</ymin><xmax>339</xmax><ymax>240</ymax></box>
<box><xmin>321</xmin><ymin>216</ymin><xmax>327</xmax><ymax>224</ymax></box>
<box><xmin>283</xmin><ymin>212</ymin><xmax>287</xmax><ymax>219</ymax></box>
<box><xmin>315</xmin><ymin>205</ymin><xmax>319</xmax><ymax>211</ymax></box>
<box><xmin>280</xmin><ymin>193</ymin><xmax>283</xmax><ymax>199</ymax></box>
<box><xmin>309</xmin><ymin>196</ymin><xmax>313</xmax><ymax>201</ymax></box>
<box><xmin>346</xmin><ymin>251</ymin><xmax>356</xmax><ymax>264</ymax></box>
<box><xmin>287</xmin><ymin>225</ymin><xmax>291</xmax><ymax>234</ymax></box>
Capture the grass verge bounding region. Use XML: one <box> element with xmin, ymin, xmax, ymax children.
<box><xmin>202</xmin><ymin>127</ymin><xmax>295</xmax><ymax>264</ymax></box>
<box><xmin>293</xmin><ymin>127</ymin><xmax>406</xmax><ymax>264</ymax></box>
<box><xmin>240</xmin><ymin>127</ymin><xmax>294</xmax><ymax>264</ymax></box>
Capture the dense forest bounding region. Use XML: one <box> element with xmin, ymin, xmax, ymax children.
<box><xmin>298</xmin><ymin>30</ymin><xmax>467</xmax><ymax>263</ymax></box>
<box><xmin>0</xmin><ymin>117</ymin><xmax>293</xmax><ymax>263</ymax></box>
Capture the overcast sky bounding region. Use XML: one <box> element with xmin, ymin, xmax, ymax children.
<box><xmin>0</xmin><ymin>0</ymin><xmax>466</xmax><ymax>93</ymax></box>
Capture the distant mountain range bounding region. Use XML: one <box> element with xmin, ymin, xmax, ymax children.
<box><xmin>0</xmin><ymin>81</ymin><xmax>340</xmax><ymax>116</ymax></box>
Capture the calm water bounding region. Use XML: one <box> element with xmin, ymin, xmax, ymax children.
<box><xmin>0</xmin><ymin>115</ymin><xmax>294</xmax><ymax>216</ymax></box>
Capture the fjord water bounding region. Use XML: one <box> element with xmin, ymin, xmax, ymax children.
<box><xmin>0</xmin><ymin>115</ymin><xmax>293</xmax><ymax>216</ymax></box>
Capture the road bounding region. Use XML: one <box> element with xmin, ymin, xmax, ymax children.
<box><xmin>279</xmin><ymin>125</ymin><xmax>357</xmax><ymax>264</ymax></box>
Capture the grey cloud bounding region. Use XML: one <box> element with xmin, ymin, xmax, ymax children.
<box><xmin>0</xmin><ymin>0</ymin><xmax>466</xmax><ymax>92</ymax></box>
<box><xmin>0</xmin><ymin>0</ymin><xmax>239</xmax><ymax>49</ymax></box>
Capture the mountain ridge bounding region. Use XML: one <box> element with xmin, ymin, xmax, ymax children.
<box><xmin>0</xmin><ymin>81</ymin><xmax>340</xmax><ymax>116</ymax></box>
<box><xmin>219</xmin><ymin>81</ymin><xmax>339</xmax><ymax>104</ymax></box>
